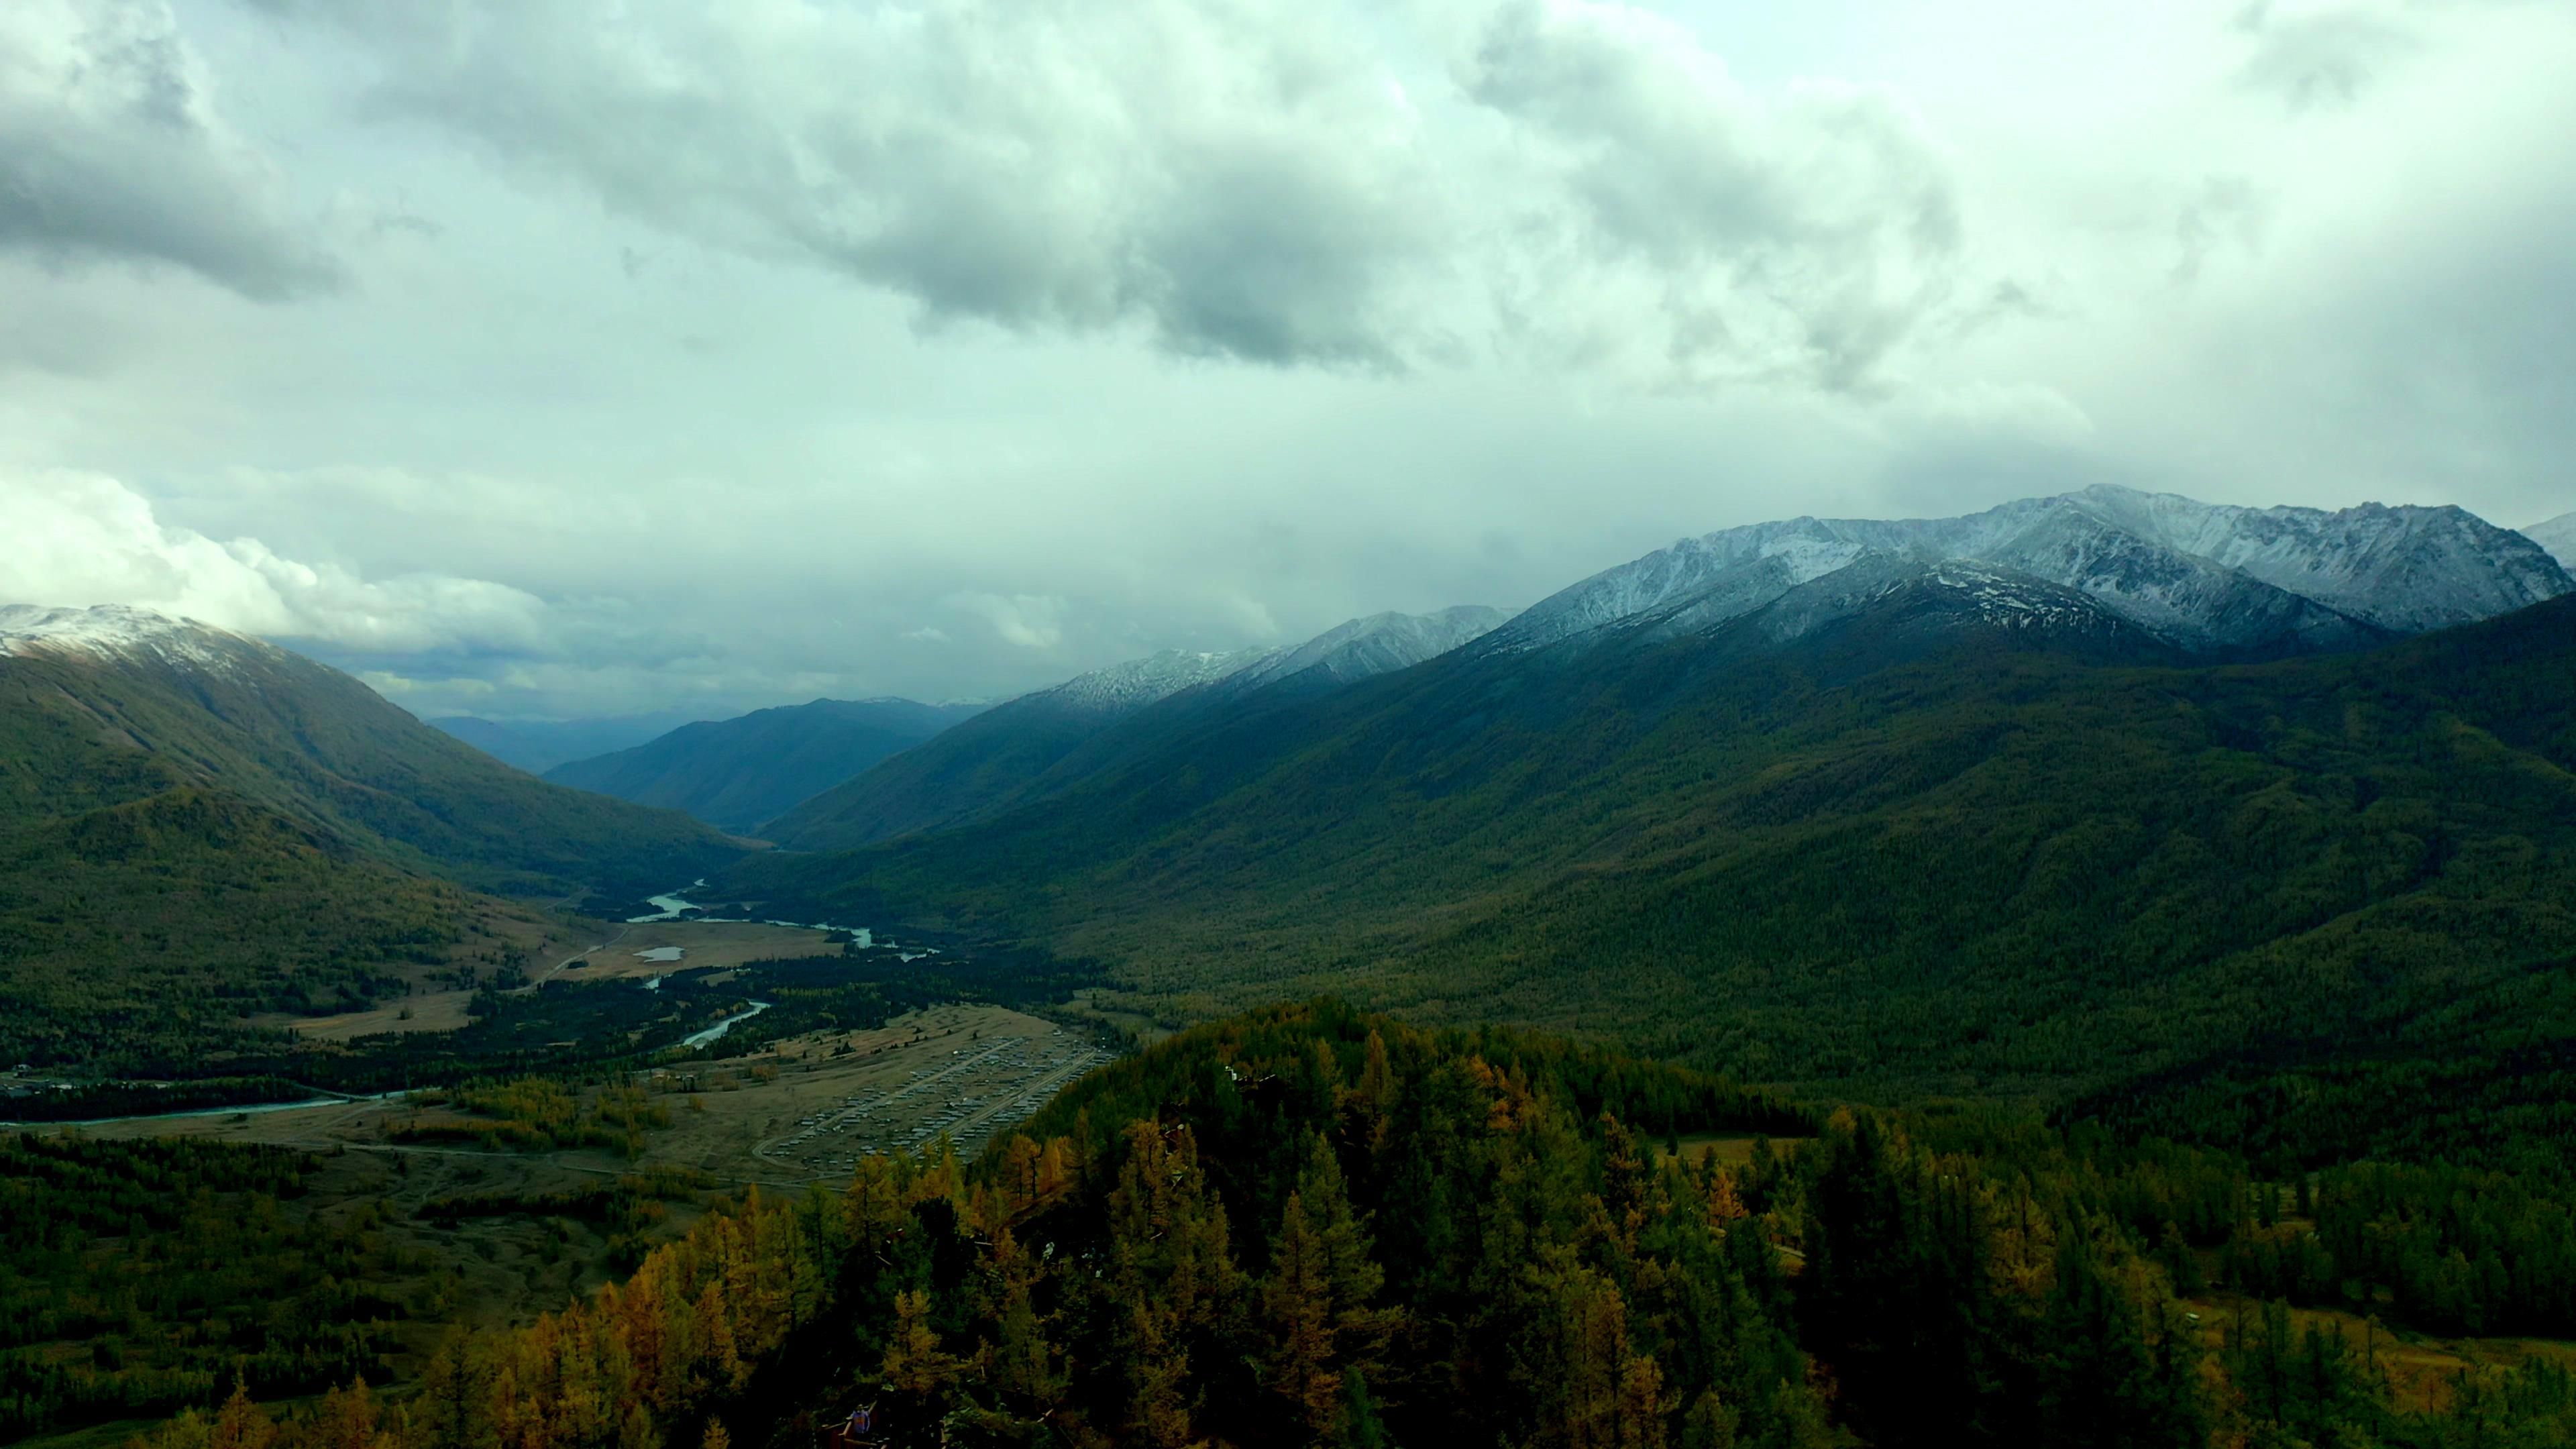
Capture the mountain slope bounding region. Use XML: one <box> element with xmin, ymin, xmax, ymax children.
<box><xmin>429</xmin><ymin>710</ymin><xmax>706</xmax><ymax>773</ymax></box>
<box><xmin>1</xmin><ymin>606</ymin><xmax>741</xmax><ymax>894</ymax></box>
<box><xmin>733</xmin><ymin>583</ymin><xmax>2576</xmax><ymax>1163</ymax></box>
<box><xmin>768</xmin><ymin>606</ymin><xmax>1507</xmax><ymax>850</ymax></box>
<box><xmin>542</xmin><ymin>696</ymin><xmax>981</xmax><ymax>831</ymax></box>
<box><xmin>1493</xmin><ymin>484</ymin><xmax>2563</xmax><ymax>657</ymax></box>
<box><xmin>2527</xmin><ymin>511</ymin><xmax>2576</xmax><ymax>569</ymax></box>
<box><xmin>0</xmin><ymin>605</ymin><xmax>748</xmax><ymax>1069</ymax></box>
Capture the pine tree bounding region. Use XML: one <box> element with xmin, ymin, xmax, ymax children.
<box><xmin>1262</xmin><ymin>1189</ymin><xmax>1342</xmax><ymax>1430</ymax></box>
<box><xmin>309</xmin><ymin>1381</ymin><xmax>381</xmax><ymax>1449</ymax></box>
<box><xmin>211</xmin><ymin>1381</ymin><xmax>276</xmax><ymax>1449</ymax></box>
<box><xmin>881</xmin><ymin>1288</ymin><xmax>959</xmax><ymax>1395</ymax></box>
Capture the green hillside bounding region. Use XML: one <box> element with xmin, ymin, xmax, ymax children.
<box><xmin>543</xmin><ymin>697</ymin><xmax>977</xmax><ymax>832</ymax></box>
<box><xmin>763</xmin><ymin>690</ymin><xmax>1140</xmax><ymax>849</ymax></box>
<box><xmin>0</xmin><ymin>639</ymin><xmax>739</xmax><ymax>896</ymax></box>
<box><xmin>0</xmin><ymin>620</ymin><xmax>748</xmax><ymax>1072</ymax></box>
<box><xmin>734</xmin><ymin>592</ymin><xmax>2576</xmax><ymax>1167</ymax></box>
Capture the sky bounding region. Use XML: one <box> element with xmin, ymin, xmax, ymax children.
<box><xmin>2</xmin><ymin>0</ymin><xmax>2572</xmax><ymax>720</ymax></box>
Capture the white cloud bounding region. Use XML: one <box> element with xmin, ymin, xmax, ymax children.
<box><xmin>244</xmin><ymin>0</ymin><xmax>1977</xmax><ymax>386</ymax></box>
<box><xmin>0</xmin><ymin>468</ymin><xmax>550</xmax><ymax>653</ymax></box>
<box><xmin>1</xmin><ymin>0</ymin><xmax>2571</xmax><ymax>722</ymax></box>
<box><xmin>0</xmin><ymin>0</ymin><xmax>339</xmax><ymax>297</ymax></box>
<box><xmin>1461</xmin><ymin>0</ymin><xmax>1963</xmax><ymax>389</ymax></box>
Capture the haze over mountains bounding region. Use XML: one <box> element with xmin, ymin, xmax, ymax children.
<box><xmin>427</xmin><ymin>712</ymin><xmax>710</xmax><ymax>775</ymax></box>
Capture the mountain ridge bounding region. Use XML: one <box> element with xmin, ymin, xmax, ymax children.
<box><xmin>730</xmin><ymin>585</ymin><xmax>2576</xmax><ymax>1165</ymax></box>
<box><xmin>0</xmin><ymin>603</ymin><xmax>748</xmax><ymax>1069</ymax></box>
<box><xmin>541</xmin><ymin>696</ymin><xmax>983</xmax><ymax>831</ymax></box>
<box><xmin>1489</xmin><ymin>484</ymin><xmax>2564</xmax><ymax>657</ymax></box>
<box><xmin>765</xmin><ymin>604</ymin><xmax>1511</xmax><ymax>850</ymax></box>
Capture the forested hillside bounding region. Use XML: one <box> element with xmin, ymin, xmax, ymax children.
<box><xmin>0</xmin><ymin>628</ymin><xmax>740</xmax><ymax>895</ymax></box>
<box><xmin>0</xmin><ymin>611</ymin><xmax>746</xmax><ymax>1071</ymax></box>
<box><xmin>125</xmin><ymin>1004</ymin><xmax>2576</xmax><ymax>1449</ymax></box>
<box><xmin>769</xmin><ymin>610</ymin><xmax>1508</xmax><ymax>851</ymax></box>
<box><xmin>733</xmin><ymin>591</ymin><xmax>2576</xmax><ymax>1169</ymax></box>
<box><xmin>544</xmin><ymin>698</ymin><xmax>977</xmax><ymax>832</ymax></box>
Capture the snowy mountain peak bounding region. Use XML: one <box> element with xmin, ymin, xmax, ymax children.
<box><xmin>2061</xmin><ymin>484</ymin><xmax>2569</xmax><ymax>633</ymax></box>
<box><xmin>1026</xmin><ymin>607</ymin><xmax>1514</xmax><ymax>718</ymax></box>
<box><xmin>1230</xmin><ymin>605</ymin><xmax>1512</xmax><ymax>692</ymax></box>
<box><xmin>2525</xmin><ymin>513</ymin><xmax>2576</xmax><ymax>570</ymax></box>
<box><xmin>0</xmin><ymin>604</ymin><xmax>262</xmax><ymax>672</ymax></box>
<box><xmin>1038</xmin><ymin>646</ymin><xmax>1282</xmax><ymax>715</ymax></box>
<box><xmin>1497</xmin><ymin>486</ymin><xmax>2569</xmax><ymax>657</ymax></box>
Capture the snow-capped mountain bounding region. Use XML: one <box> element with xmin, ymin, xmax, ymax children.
<box><xmin>1666</xmin><ymin>555</ymin><xmax>2163</xmax><ymax>656</ymax></box>
<box><xmin>1041</xmin><ymin>646</ymin><xmax>1282</xmax><ymax>715</ymax></box>
<box><xmin>765</xmin><ymin>606</ymin><xmax>1515</xmax><ymax>850</ymax></box>
<box><xmin>2526</xmin><ymin>513</ymin><xmax>2576</xmax><ymax>570</ymax></box>
<box><xmin>0</xmin><ymin>600</ymin><xmax>741</xmax><ymax>891</ymax></box>
<box><xmin>1026</xmin><ymin>606</ymin><xmax>1511</xmax><ymax>717</ymax></box>
<box><xmin>1491</xmin><ymin>485</ymin><xmax>2569</xmax><ymax>657</ymax></box>
<box><xmin>0</xmin><ymin>604</ymin><xmax>266</xmax><ymax>672</ymax></box>
<box><xmin>1222</xmin><ymin>605</ymin><xmax>1511</xmax><ymax>694</ymax></box>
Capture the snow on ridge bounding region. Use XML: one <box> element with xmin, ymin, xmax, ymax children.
<box><xmin>2524</xmin><ymin>513</ymin><xmax>2576</xmax><ymax>570</ymax></box>
<box><xmin>1038</xmin><ymin>646</ymin><xmax>1282</xmax><ymax>714</ymax></box>
<box><xmin>1501</xmin><ymin>484</ymin><xmax>2569</xmax><ymax>653</ymax></box>
<box><xmin>1024</xmin><ymin>606</ymin><xmax>1515</xmax><ymax>718</ymax></box>
<box><xmin>1230</xmin><ymin>604</ymin><xmax>1511</xmax><ymax>690</ymax></box>
<box><xmin>0</xmin><ymin>604</ymin><xmax>258</xmax><ymax>672</ymax></box>
<box><xmin>2063</xmin><ymin>484</ymin><xmax>2571</xmax><ymax>632</ymax></box>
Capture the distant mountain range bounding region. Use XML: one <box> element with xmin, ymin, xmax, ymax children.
<box><xmin>760</xmin><ymin>486</ymin><xmax>2567</xmax><ymax>855</ymax></box>
<box><xmin>428</xmin><ymin>710</ymin><xmax>710</xmax><ymax>773</ymax></box>
<box><xmin>725</xmin><ymin>485</ymin><xmax>2576</xmax><ymax>1164</ymax></box>
<box><xmin>541</xmin><ymin>697</ymin><xmax>985</xmax><ymax>832</ymax></box>
<box><xmin>8</xmin><ymin>480</ymin><xmax>2571</xmax><ymax>1141</ymax></box>
<box><xmin>0</xmin><ymin>604</ymin><xmax>744</xmax><ymax>1071</ymax></box>
<box><xmin>765</xmin><ymin>604</ymin><xmax>1509</xmax><ymax>849</ymax></box>
<box><xmin>1492</xmin><ymin>484</ymin><xmax>2567</xmax><ymax>657</ymax></box>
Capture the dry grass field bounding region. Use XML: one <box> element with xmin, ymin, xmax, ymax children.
<box><xmin>54</xmin><ymin>1002</ymin><xmax>1091</xmax><ymax>1185</ymax></box>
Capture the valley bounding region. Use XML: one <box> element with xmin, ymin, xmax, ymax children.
<box><xmin>42</xmin><ymin>1002</ymin><xmax>1098</xmax><ymax>1189</ymax></box>
<box><xmin>11</xmin><ymin>486</ymin><xmax>2576</xmax><ymax>1447</ymax></box>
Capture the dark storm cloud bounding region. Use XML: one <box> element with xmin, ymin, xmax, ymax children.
<box><xmin>0</xmin><ymin>0</ymin><xmax>339</xmax><ymax>299</ymax></box>
<box><xmin>250</xmin><ymin>0</ymin><xmax>1438</xmax><ymax>368</ymax></box>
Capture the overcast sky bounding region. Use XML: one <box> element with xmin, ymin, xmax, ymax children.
<box><xmin>3</xmin><ymin>0</ymin><xmax>2571</xmax><ymax>720</ymax></box>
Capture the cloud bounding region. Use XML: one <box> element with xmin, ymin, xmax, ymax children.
<box><xmin>950</xmin><ymin>592</ymin><xmax>1066</xmax><ymax>649</ymax></box>
<box><xmin>244</xmin><ymin>0</ymin><xmax>1973</xmax><ymax>386</ymax></box>
<box><xmin>1462</xmin><ymin>0</ymin><xmax>1963</xmax><ymax>389</ymax></box>
<box><xmin>0</xmin><ymin>468</ymin><xmax>549</xmax><ymax>653</ymax></box>
<box><xmin>0</xmin><ymin>0</ymin><xmax>340</xmax><ymax>298</ymax></box>
<box><xmin>2231</xmin><ymin>2</ymin><xmax>2423</xmax><ymax>111</ymax></box>
<box><xmin>255</xmin><ymin>0</ymin><xmax>1436</xmax><ymax>366</ymax></box>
